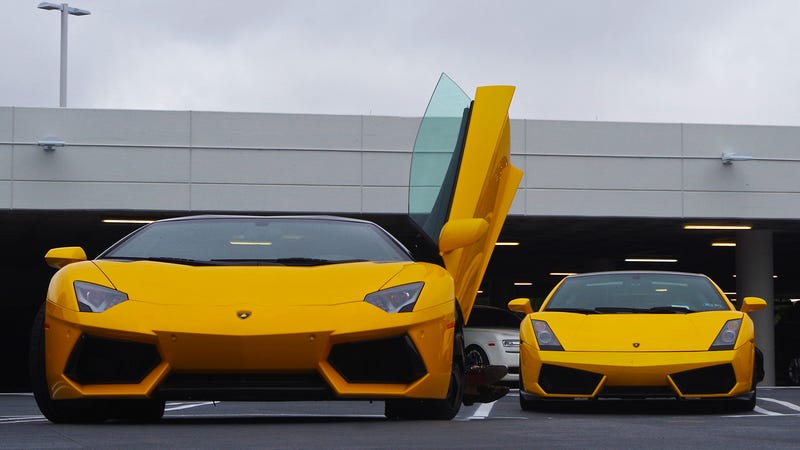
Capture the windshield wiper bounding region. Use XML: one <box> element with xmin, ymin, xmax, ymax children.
<box><xmin>593</xmin><ymin>307</ymin><xmax>646</xmax><ymax>314</ymax></box>
<box><xmin>210</xmin><ymin>258</ymin><xmax>369</xmax><ymax>266</ymax></box>
<box><xmin>545</xmin><ymin>307</ymin><xmax>598</xmax><ymax>314</ymax></box>
<box><xmin>646</xmin><ymin>306</ymin><xmax>696</xmax><ymax>314</ymax></box>
<box><xmin>106</xmin><ymin>256</ymin><xmax>217</xmax><ymax>266</ymax></box>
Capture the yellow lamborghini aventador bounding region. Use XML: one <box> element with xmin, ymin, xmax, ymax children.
<box><xmin>509</xmin><ymin>271</ymin><xmax>767</xmax><ymax>411</ymax></box>
<box><xmin>30</xmin><ymin>74</ymin><xmax>523</xmax><ymax>423</ymax></box>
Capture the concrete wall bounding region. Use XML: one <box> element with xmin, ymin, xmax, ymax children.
<box><xmin>3</xmin><ymin>106</ymin><xmax>800</xmax><ymax>219</ymax></box>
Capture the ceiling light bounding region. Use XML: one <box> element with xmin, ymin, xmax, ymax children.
<box><xmin>102</xmin><ymin>219</ymin><xmax>155</xmax><ymax>224</ymax></box>
<box><xmin>495</xmin><ymin>242</ymin><xmax>520</xmax><ymax>246</ymax></box>
<box><xmin>514</xmin><ymin>282</ymin><xmax>533</xmax><ymax>286</ymax></box>
<box><xmin>724</xmin><ymin>292</ymin><xmax>736</xmax><ymax>296</ymax></box>
<box><xmin>624</xmin><ymin>258</ymin><xmax>678</xmax><ymax>263</ymax></box>
<box><xmin>711</xmin><ymin>242</ymin><xmax>736</xmax><ymax>247</ymax></box>
<box><xmin>550</xmin><ymin>272</ymin><xmax>578</xmax><ymax>276</ymax></box>
<box><xmin>683</xmin><ymin>224</ymin><xmax>752</xmax><ymax>230</ymax></box>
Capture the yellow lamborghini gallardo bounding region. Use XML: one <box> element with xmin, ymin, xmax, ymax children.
<box><xmin>509</xmin><ymin>271</ymin><xmax>767</xmax><ymax>411</ymax></box>
<box><xmin>29</xmin><ymin>74</ymin><xmax>523</xmax><ymax>423</ymax></box>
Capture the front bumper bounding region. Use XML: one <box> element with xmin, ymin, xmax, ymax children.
<box><xmin>44</xmin><ymin>299</ymin><xmax>456</xmax><ymax>401</ymax></box>
<box><xmin>519</xmin><ymin>342</ymin><xmax>755</xmax><ymax>399</ymax></box>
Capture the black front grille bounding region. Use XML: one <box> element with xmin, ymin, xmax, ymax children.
<box><xmin>670</xmin><ymin>364</ymin><xmax>737</xmax><ymax>395</ymax></box>
<box><xmin>328</xmin><ymin>335</ymin><xmax>427</xmax><ymax>384</ymax></box>
<box><xmin>538</xmin><ymin>364</ymin><xmax>603</xmax><ymax>395</ymax></box>
<box><xmin>156</xmin><ymin>372</ymin><xmax>334</xmax><ymax>401</ymax></box>
<box><xmin>64</xmin><ymin>334</ymin><xmax>161</xmax><ymax>385</ymax></box>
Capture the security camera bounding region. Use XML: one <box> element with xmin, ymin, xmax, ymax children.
<box><xmin>37</xmin><ymin>137</ymin><xmax>65</xmax><ymax>151</ymax></box>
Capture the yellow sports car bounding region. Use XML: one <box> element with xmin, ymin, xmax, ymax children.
<box><xmin>30</xmin><ymin>74</ymin><xmax>523</xmax><ymax>423</ymax></box>
<box><xmin>508</xmin><ymin>271</ymin><xmax>767</xmax><ymax>411</ymax></box>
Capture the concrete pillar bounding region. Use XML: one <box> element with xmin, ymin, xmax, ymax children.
<box><xmin>736</xmin><ymin>230</ymin><xmax>775</xmax><ymax>386</ymax></box>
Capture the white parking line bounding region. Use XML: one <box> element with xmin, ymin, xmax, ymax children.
<box><xmin>467</xmin><ymin>401</ymin><xmax>496</xmax><ymax>420</ymax></box>
<box><xmin>165</xmin><ymin>401</ymin><xmax>216</xmax><ymax>412</ymax></box>
<box><xmin>753</xmin><ymin>405</ymin><xmax>782</xmax><ymax>416</ymax></box>
<box><xmin>759</xmin><ymin>397</ymin><xmax>800</xmax><ymax>412</ymax></box>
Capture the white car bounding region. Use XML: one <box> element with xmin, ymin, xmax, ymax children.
<box><xmin>464</xmin><ymin>306</ymin><xmax>523</xmax><ymax>382</ymax></box>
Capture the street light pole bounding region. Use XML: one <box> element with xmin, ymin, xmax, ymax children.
<box><xmin>37</xmin><ymin>2</ymin><xmax>91</xmax><ymax>108</ymax></box>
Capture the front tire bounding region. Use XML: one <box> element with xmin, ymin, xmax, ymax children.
<box><xmin>385</xmin><ymin>312</ymin><xmax>465</xmax><ymax>420</ymax></box>
<box><xmin>518</xmin><ymin>365</ymin><xmax>538</xmax><ymax>411</ymax></box>
<box><xmin>29</xmin><ymin>303</ymin><xmax>107</xmax><ymax>423</ymax></box>
<box><xmin>788</xmin><ymin>355</ymin><xmax>800</xmax><ymax>385</ymax></box>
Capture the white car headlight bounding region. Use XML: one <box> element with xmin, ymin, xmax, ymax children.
<box><xmin>709</xmin><ymin>318</ymin><xmax>742</xmax><ymax>350</ymax></box>
<box><xmin>532</xmin><ymin>319</ymin><xmax>564</xmax><ymax>351</ymax></box>
<box><xmin>74</xmin><ymin>281</ymin><xmax>128</xmax><ymax>313</ymax></box>
<box><xmin>364</xmin><ymin>282</ymin><xmax>423</xmax><ymax>313</ymax></box>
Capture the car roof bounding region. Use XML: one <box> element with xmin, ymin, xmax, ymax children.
<box><xmin>154</xmin><ymin>214</ymin><xmax>375</xmax><ymax>225</ymax></box>
<box><xmin>566</xmin><ymin>270</ymin><xmax>708</xmax><ymax>279</ymax></box>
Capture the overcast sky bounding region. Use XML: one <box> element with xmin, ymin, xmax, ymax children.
<box><xmin>2</xmin><ymin>0</ymin><xmax>799</xmax><ymax>125</ymax></box>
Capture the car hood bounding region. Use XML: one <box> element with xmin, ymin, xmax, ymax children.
<box><xmin>534</xmin><ymin>311</ymin><xmax>744</xmax><ymax>352</ymax></box>
<box><xmin>94</xmin><ymin>260</ymin><xmax>417</xmax><ymax>307</ymax></box>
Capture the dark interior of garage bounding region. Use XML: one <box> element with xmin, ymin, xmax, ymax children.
<box><xmin>4</xmin><ymin>210</ymin><xmax>799</xmax><ymax>390</ymax></box>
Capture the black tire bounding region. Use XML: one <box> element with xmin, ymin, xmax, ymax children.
<box><xmin>465</xmin><ymin>345</ymin><xmax>489</xmax><ymax>368</ymax></box>
<box><xmin>726</xmin><ymin>388</ymin><xmax>757</xmax><ymax>412</ymax></box>
<box><xmin>787</xmin><ymin>355</ymin><xmax>800</xmax><ymax>385</ymax></box>
<box><xmin>518</xmin><ymin>365</ymin><xmax>538</xmax><ymax>411</ymax></box>
<box><xmin>29</xmin><ymin>303</ymin><xmax>108</xmax><ymax>423</ymax></box>
<box><xmin>385</xmin><ymin>310</ymin><xmax>465</xmax><ymax>420</ymax></box>
<box><xmin>106</xmin><ymin>399</ymin><xmax>165</xmax><ymax>422</ymax></box>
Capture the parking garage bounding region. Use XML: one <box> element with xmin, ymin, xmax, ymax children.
<box><xmin>2</xmin><ymin>106</ymin><xmax>799</xmax><ymax>390</ymax></box>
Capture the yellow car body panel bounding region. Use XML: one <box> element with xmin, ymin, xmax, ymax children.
<box><xmin>442</xmin><ymin>85</ymin><xmax>523</xmax><ymax>323</ymax></box>
<box><xmin>33</xmin><ymin>77</ymin><xmax>521</xmax><ymax>421</ymax></box>
<box><xmin>516</xmin><ymin>271</ymin><xmax>764</xmax><ymax>404</ymax></box>
<box><xmin>43</xmin><ymin>259</ymin><xmax>456</xmax><ymax>400</ymax></box>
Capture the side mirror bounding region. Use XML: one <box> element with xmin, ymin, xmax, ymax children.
<box><xmin>508</xmin><ymin>297</ymin><xmax>533</xmax><ymax>315</ymax></box>
<box><xmin>438</xmin><ymin>218</ymin><xmax>489</xmax><ymax>254</ymax></box>
<box><xmin>740</xmin><ymin>296</ymin><xmax>767</xmax><ymax>314</ymax></box>
<box><xmin>45</xmin><ymin>246</ymin><xmax>87</xmax><ymax>269</ymax></box>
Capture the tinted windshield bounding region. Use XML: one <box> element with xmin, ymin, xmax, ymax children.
<box><xmin>544</xmin><ymin>273</ymin><xmax>730</xmax><ymax>313</ymax></box>
<box><xmin>408</xmin><ymin>73</ymin><xmax>472</xmax><ymax>244</ymax></box>
<box><xmin>100</xmin><ymin>218</ymin><xmax>412</xmax><ymax>266</ymax></box>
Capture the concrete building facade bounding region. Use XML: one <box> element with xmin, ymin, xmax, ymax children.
<box><xmin>3</xmin><ymin>106</ymin><xmax>800</xmax><ymax>388</ymax></box>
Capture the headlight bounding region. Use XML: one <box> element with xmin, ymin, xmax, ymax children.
<box><xmin>74</xmin><ymin>281</ymin><xmax>128</xmax><ymax>313</ymax></box>
<box><xmin>364</xmin><ymin>282</ymin><xmax>423</xmax><ymax>313</ymax></box>
<box><xmin>532</xmin><ymin>320</ymin><xmax>564</xmax><ymax>351</ymax></box>
<box><xmin>709</xmin><ymin>318</ymin><xmax>742</xmax><ymax>350</ymax></box>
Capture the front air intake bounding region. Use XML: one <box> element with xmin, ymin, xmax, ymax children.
<box><xmin>670</xmin><ymin>364</ymin><xmax>737</xmax><ymax>395</ymax></box>
<box><xmin>328</xmin><ymin>335</ymin><xmax>427</xmax><ymax>384</ymax></box>
<box><xmin>64</xmin><ymin>334</ymin><xmax>161</xmax><ymax>385</ymax></box>
<box><xmin>538</xmin><ymin>364</ymin><xmax>603</xmax><ymax>395</ymax></box>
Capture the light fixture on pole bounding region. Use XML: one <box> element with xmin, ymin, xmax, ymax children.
<box><xmin>37</xmin><ymin>2</ymin><xmax>91</xmax><ymax>108</ymax></box>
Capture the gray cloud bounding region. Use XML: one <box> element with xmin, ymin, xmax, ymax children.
<box><xmin>2</xmin><ymin>0</ymin><xmax>799</xmax><ymax>125</ymax></box>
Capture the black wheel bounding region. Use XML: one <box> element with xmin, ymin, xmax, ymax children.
<box><xmin>725</xmin><ymin>388</ymin><xmax>757</xmax><ymax>412</ymax></box>
<box><xmin>788</xmin><ymin>355</ymin><xmax>800</xmax><ymax>385</ymax></box>
<box><xmin>385</xmin><ymin>309</ymin><xmax>465</xmax><ymax>420</ymax></box>
<box><xmin>465</xmin><ymin>345</ymin><xmax>489</xmax><ymax>368</ymax></box>
<box><xmin>518</xmin><ymin>365</ymin><xmax>538</xmax><ymax>411</ymax></box>
<box><xmin>29</xmin><ymin>303</ymin><xmax>107</xmax><ymax>423</ymax></box>
<box><xmin>107</xmin><ymin>399</ymin><xmax>165</xmax><ymax>422</ymax></box>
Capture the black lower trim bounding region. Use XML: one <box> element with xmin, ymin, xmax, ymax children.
<box><xmin>155</xmin><ymin>372</ymin><xmax>334</xmax><ymax>401</ymax></box>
